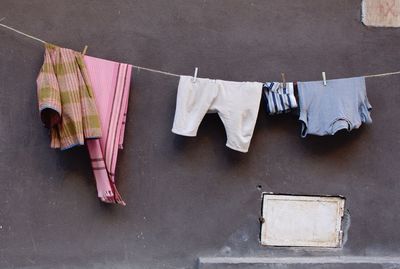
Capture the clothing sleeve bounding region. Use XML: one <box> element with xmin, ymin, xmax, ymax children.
<box><xmin>36</xmin><ymin>46</ymin><xmax>62</xmax><ymax>128</ymax></box>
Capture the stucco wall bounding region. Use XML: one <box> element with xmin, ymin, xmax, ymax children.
<box><xmin>1</xmin><ymin>1</ymin><xmax>400</xmax><ymax>268</ymax></box>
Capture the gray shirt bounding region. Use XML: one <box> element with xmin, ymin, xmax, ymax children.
<box><xmin>298</xmin><ymin>77</ymin><xmax>372</xmax><ymax>137</ymax></box>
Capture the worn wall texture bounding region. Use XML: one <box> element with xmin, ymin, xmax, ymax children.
<box><xmin>362</xmin><ymin>0</ymin><xmax>400</xmax><ymax>27</ymax></box>
<box><xmin>1</xmin><ymin>1</ymin><xmax>400</xmax><ymax>268</ymax></box>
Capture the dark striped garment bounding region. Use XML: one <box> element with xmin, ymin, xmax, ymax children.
<box><xmin>263</xmin><ymin>82</ymin><xmax>298</xmax><ymax>115</ymax></box>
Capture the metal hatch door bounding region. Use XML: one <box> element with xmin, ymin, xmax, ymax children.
<box><xmin>261</xmin><ymin>193</ymin><xmax>345</xmax><ymax>247</ymax></box>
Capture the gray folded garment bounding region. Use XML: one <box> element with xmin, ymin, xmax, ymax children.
<box><xmin>297</xmin><ymin>76</ymin><xmax>372</xmax><ymax>137</ymax></box>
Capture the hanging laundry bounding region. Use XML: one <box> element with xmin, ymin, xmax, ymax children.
<box><xmin>37</xmin><ymin>43</ymin><xmax>102</xmax><ymax>149</ymax></box>
<box><xmin>84</xmin><ymin>55</ymin><xmax>132</xmax><ymax>205</ymax></box>
<box><xmin>172</xmin><ymin>76</ymin><xmax>262</xmax><ymax>153</ymax></box>
<box><xmin>263</xmin><ymin>82</ymin><xmax>298</xmax><ymax>115</ymax></box>
<box><xmin>297</xmin><ymin>77</ymin><xmax>372</xmax><ymax>137</ymax></box>
<box><xmin>37</xmin><ymin>43</ymin><xmax>132</xmax><ymax>205</ymax></box>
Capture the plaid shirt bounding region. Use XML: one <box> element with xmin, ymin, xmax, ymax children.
<box><xmin>37</xmin><ymin>44</ymin><xmax>101</xmax><ymax>149</ymax></box>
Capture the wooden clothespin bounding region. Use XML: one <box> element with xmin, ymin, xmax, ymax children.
<box><xmin>82</xmin><ymin>45</ymin><xmax>88</xmax><ymax>55</ymax></box>
<box><xmin>281</xmin><ymin>72</ymin><xmax>286</xmax><ymax>89</ymax></box>
<box><xmin>322</xmin><ymin>72</ymin><xmax>327</xmax><ymax>86</ymax></box>
<box><xmin>192</xmin><ymin>67</ymin><xmax>198</xmax><ymax>83</ymax></box>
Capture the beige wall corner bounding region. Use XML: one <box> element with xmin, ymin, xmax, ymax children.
<box><xmin>362</xmin><ymin>0</ymin><xmax>400</xmax><ymax>27</ymax></box>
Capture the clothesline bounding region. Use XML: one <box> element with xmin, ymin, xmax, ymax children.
<box><xmin>1</xmin><ymin>20</ymin><xmax>400</xmax><ymax>80</ymax></box>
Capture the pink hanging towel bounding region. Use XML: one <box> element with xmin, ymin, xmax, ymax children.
<box><xmin>84</xmin><ymin>55</ymin><xmax>132</xmax><ymax>206</ymax></box>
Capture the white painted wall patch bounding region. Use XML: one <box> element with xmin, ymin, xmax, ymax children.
<box><xmin>362</xmin><ymin>0</ymin><xmax>400</xmax><ymax>27</ymax></box>
<box><xmin>260</xmin><ymin>193</ymin><xmax>345</xmax><ymax>247</ymax></box>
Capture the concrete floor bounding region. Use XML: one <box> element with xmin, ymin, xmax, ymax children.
<box><xmin>1</xmin><ymin>0</ymin><xmax>400</xmax><ymax>268</ymax></box>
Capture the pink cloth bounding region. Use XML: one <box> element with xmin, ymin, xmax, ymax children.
<box><xmin>84</xmin><ymin>55</ymin><xmax>132</xmax><ymax>205</ymax></box>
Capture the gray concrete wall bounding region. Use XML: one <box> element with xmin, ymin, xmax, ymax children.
<box><xmin>1</xmin><ymin>1</ymin><xmax>400</xmax><ymax>268</ymax></box>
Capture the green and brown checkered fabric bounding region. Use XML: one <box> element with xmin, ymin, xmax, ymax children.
<box><xmin>37</xmin><ymin>44</ymin><xmax>101</xmax><ymax>150</ymax></box>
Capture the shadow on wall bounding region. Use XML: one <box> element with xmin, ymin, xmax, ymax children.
<box><xmin>298</xmin><ymin>128</ymin><xmax>365</xmax><ymax>155</ymax></box>
<box><xmin>172</xmin><ymin>107</ymin><xmax>366</xmax><ymax>158</ymax></box>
